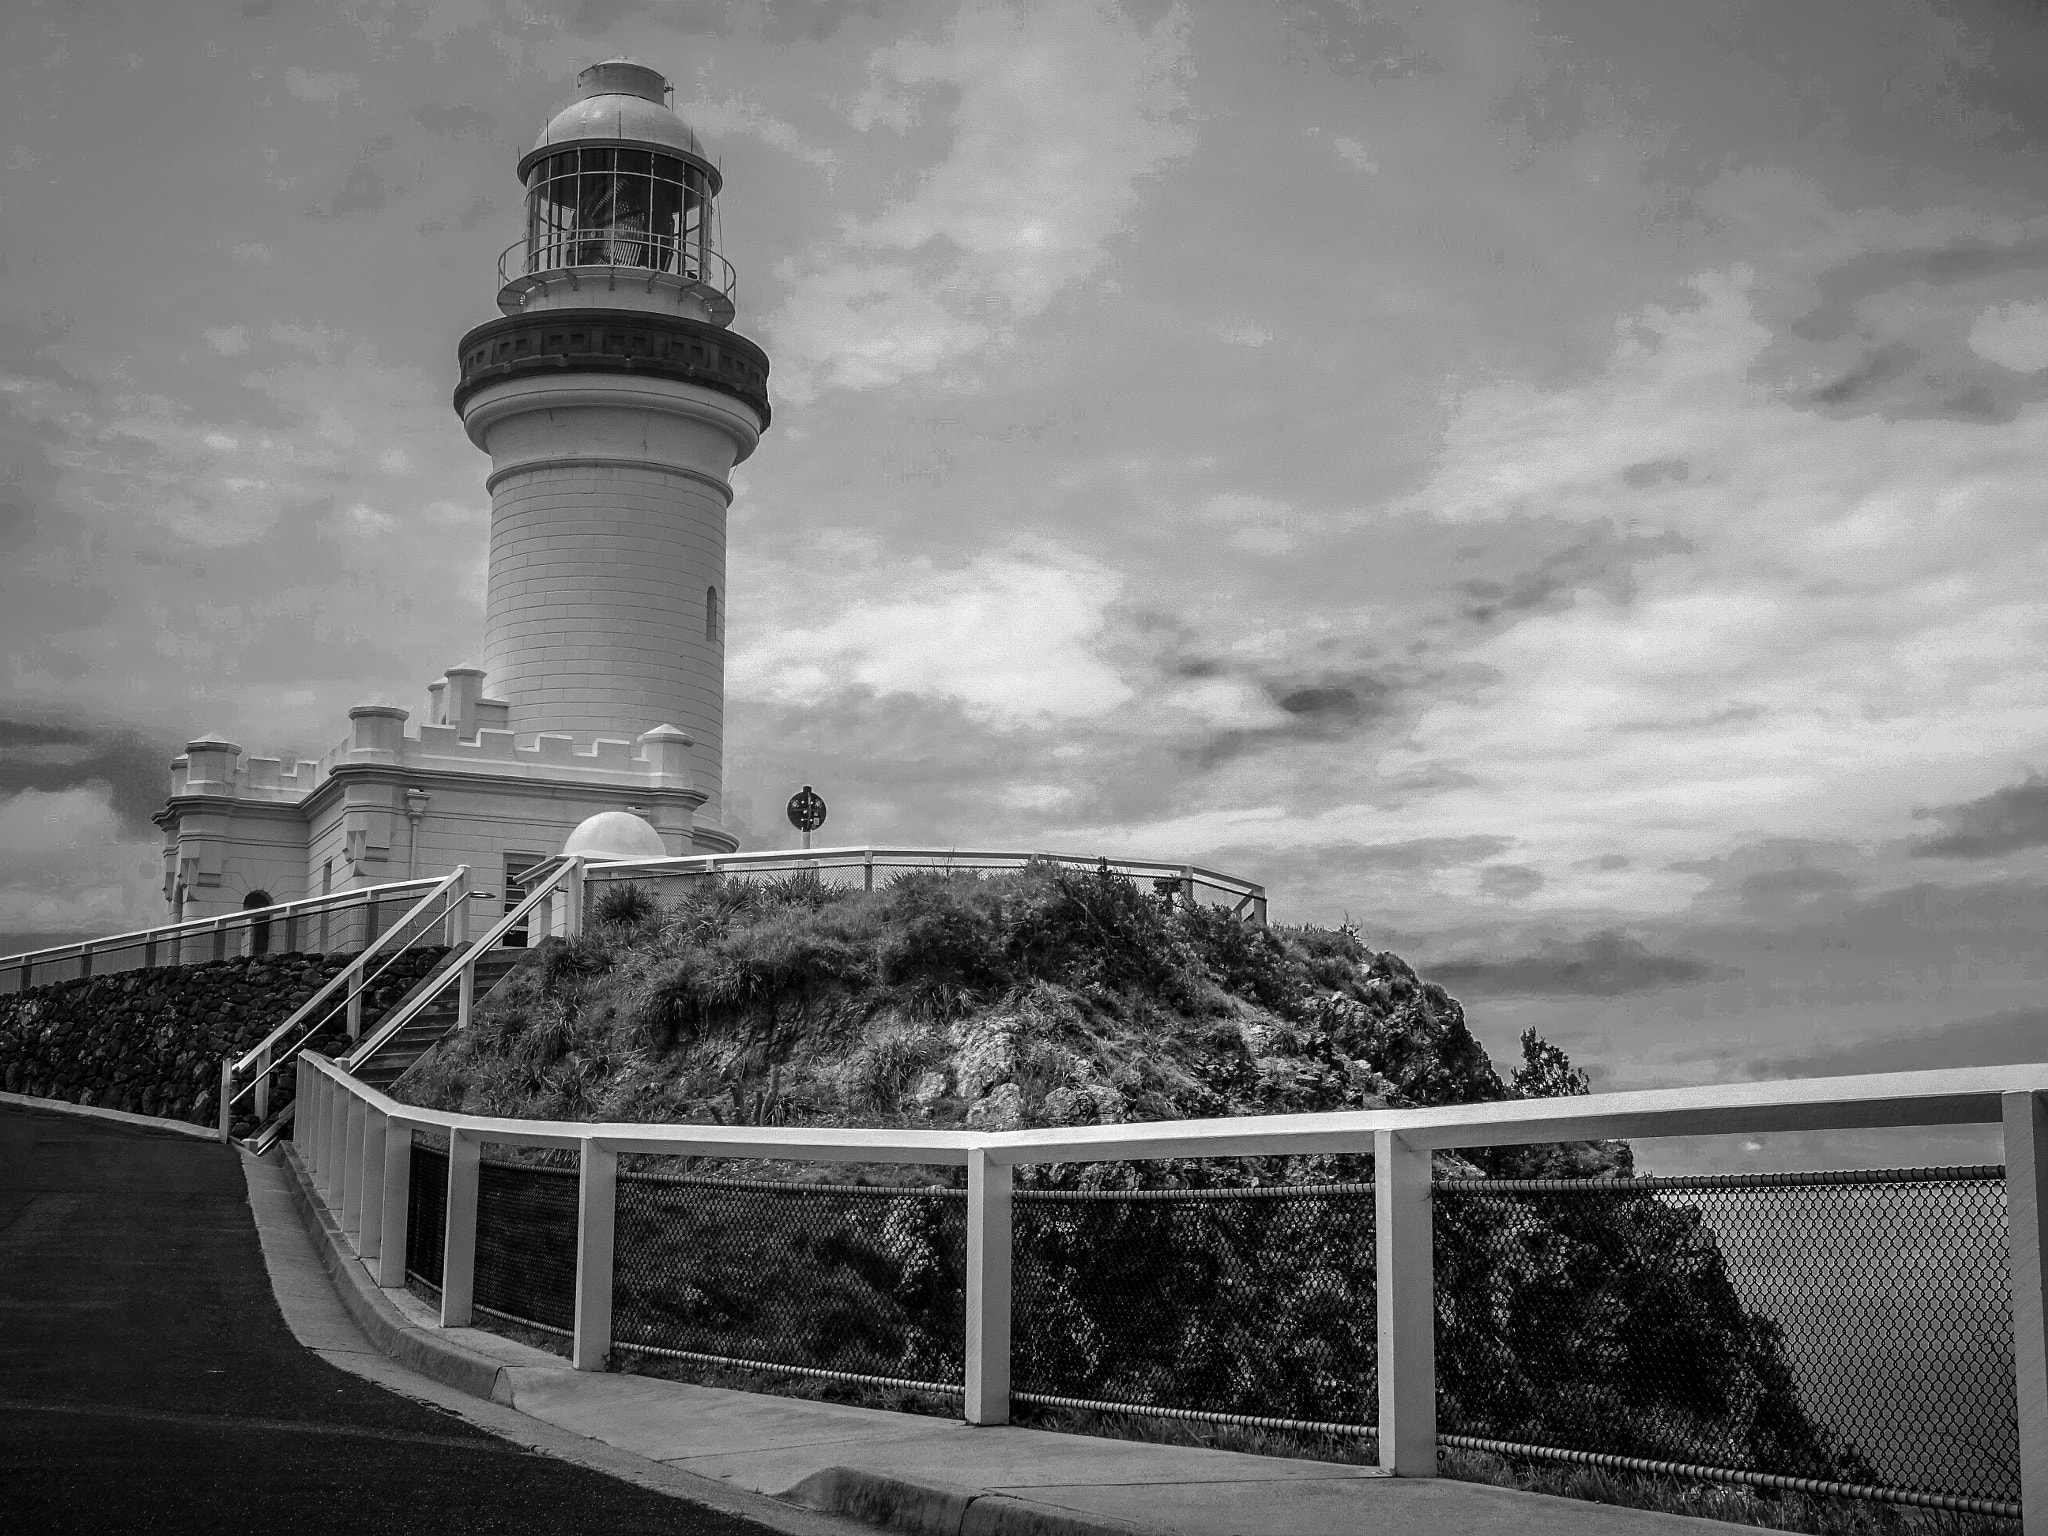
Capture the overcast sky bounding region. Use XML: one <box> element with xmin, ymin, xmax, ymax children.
<box><xmin>5</xmin><ymin>0</ymin><xmax>2048</xmax><ymax>1132</ymax></box>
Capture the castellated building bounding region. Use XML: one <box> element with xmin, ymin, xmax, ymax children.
<box><xmin>155</xmin><ymin>60</ymin><xmax>769</xmax><ymax>920</ymax></box>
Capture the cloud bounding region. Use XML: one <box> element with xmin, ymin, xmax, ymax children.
<box><xmin>730</xmin><ymin>543</ymin><xmax>1130</xmax><ymax>724</ymax></box>
<box><xmin>411</xmin><ymin>102</ymin><xmax>495</xmax><ymax>138</ymax></box>
<box><xmin>1911</xmin><ymin>773</ymin><xmax>2048</xmax><ymax>859</ymax></box>
<box><xmin>284</xmin><ymin>67</ymin><xmax>359</xmax><ymax>103</ymax></box>
<box><xmin>1331</xmin><ymin>135</ymin><xmax>1378</xmax><ymax>173</ymax></box>
<box><xmin>1969</xmin><ymin>300</ymin><xmax>2048</xmax><ymax>373</ymax></box>
<box><xmin>767</xmin><ymin>0</ymin><xmax>1193</xmax><ymax>398</ymax></box>
<box><xmin>203</xmin><ymin>325</ymin><xmax>250</xmax><ymax>357</ymax></box>
<box><xmin>1427</xmin><ymin>930</ymin><xmax>1724</xmax><ymax>998</ymax></box>
<box><xmin>679</xmin><ymin>94</ymin><xmax>839</xmax><ymax>173</ymax></box>
<box><xmin>0</xmin><ymin>783</ymin><xmax>163</xmax><ymax>949</ymax></box>
<box><xmin>0</xmin><ymin>715</ymin><xmax>185</xmax><ymax>837</ymax></box>
<box><xmin>1745</xmin><ymin>1007</ymin><xmax>2048</xmax><ymax>1079</ymax></box>
<box><xmin>310</xmin><ymin>137</ymin><xmax>393</xmax><ymax>219</ymax></box>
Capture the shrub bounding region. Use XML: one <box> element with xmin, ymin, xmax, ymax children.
<box><xmin>592</xmin><ymin>881</ymin><xmax>660</xmax><ymax>929</ymax></box>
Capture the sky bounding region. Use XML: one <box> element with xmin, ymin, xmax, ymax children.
<box><xmin>5</xmin><ymin>0</ymin><xmax>2048</xmax><ymax>1150</ymax></box>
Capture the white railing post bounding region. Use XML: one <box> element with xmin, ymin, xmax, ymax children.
<box><xmin>346</xmin><ymin>963</ymin><xmax>364</xmax><ymax>1038</ymax></box>
<box><xmin>306</xmin><ymin>1069</ymin><xmax>327</xmax><ymax>1184</ymax></box>
<box><xmin>218</xmin><ymin>1058</ymin><xmax>235</xmax><ymax>1144</ymax></box>
<box><xmin>965</xmin><ymin>1148</ymin><xmax>1012</xmax><ymax>1426</ymax></box>
<box><xmin>441</xmin><ymin>1129</ymin><xmax>480</xmax><ymax>1327</ymax></box>
<box><xmin>292</xmin><ymin>1058</ymin><xmax>309</xmax><ymax>1152</ymax></box>
<box><xmin>254</xmin><ymin>1045</ymin><xmax>272</xmax><ymax>1123</ymax></box>
<box><xmin>378</xmin><ymin>1119</ymin><xmax>412</xmax><ymax>1287</ymax></box>
<box><xmin>448</xmin><ymin>870</ymin><xmax>469</xmax><ymax>949</ymax></box>
<box><xmin>563</xmin><ymin>856</ymin><xmax>585</xmax><ymax>938</ymax></box>
<box><xmin>325</xmin><ymin>1076</ymin><xmax>350</xmax><ymax>1206</ymax></box>
<box><xmin>458</xmin><ymin>954</ymin><xmax>476</xmax><ymax>1032</ymax></box>
<box><xmin>2006</xmin><ymin>1090</ymin><xmax>2048</xmax><ymax>1536</ymax></box>
<box><xmin>1375</xmin><ymin>1128</ymin><xmax>1435</xmax><ymax>1476</ymax></box>
<box><xmin>359</xmin><ymin>1108</ymin><xmax>387</xmax><ymax>1265</ymax></box>
<box><xmin>572</xmin><ymin>1139</ymin><xmax>617</xmax><ymax>1371</ymax></box>
<box><xmin>341</xmin><ymin>1094</ymin><xmax>367</xmax><ymax>1238</ymax></box>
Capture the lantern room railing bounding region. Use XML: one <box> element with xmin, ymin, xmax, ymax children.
<box><xmin>498</xmin><ymin>233</ymin><xmax>736</xmax><ymax>303</ymax></box>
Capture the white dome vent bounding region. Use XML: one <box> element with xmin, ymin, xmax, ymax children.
<box><xmin>563</xmin><ymin>810</ymin><xmax>668</xmax><ymax>862</ymax></box>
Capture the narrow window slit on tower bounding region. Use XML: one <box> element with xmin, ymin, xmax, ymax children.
<box><xmin>706</xmin><ymin>585</ymin><xmax>720</xmax><ymax>642</ymax></box>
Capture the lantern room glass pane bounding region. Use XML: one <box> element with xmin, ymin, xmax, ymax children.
<box><xmin>523</xmin><ymin>147</ymin><xmax>706</xmax><ymax>274</ymax></box>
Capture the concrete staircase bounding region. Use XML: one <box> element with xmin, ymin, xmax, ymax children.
<box><xmin>351</xmin><ymin>945</ymin><xmax>529</xmax><ymax>1094</ymax></box>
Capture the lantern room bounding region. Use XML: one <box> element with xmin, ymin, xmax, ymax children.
<box><xmin>496</xmin><ymin>59</ymin><xmax>736</xmax><ymax>326</ymax></box>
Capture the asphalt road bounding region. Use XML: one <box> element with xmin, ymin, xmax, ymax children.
<box><xmin>0</xmin><ymin>1102</ymin><xmax>778</xmax><ymax>1534</ymax></box>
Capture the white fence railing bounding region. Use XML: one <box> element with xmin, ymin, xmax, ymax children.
<box><xmin>0</xmin><ymin>877</ymin><xmax>467</xmax><ymax>995</ymax></box>
<box><xmin>579</xmin><ymin>845</ymin><xmax>1269</xmax><ymax>925</ymax></box>
<box><xmin>295</xmin><ymin>1054</ymin><xmax>2048</xmax><ymax>1532</ymax></box>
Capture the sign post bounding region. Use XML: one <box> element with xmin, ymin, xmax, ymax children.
<box><xmin>786</xmin><ymin>785</ymin><xmax>827</xmax><ymax>851</ymax></box>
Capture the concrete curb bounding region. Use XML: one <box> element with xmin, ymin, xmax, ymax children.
<box><xmin>781</xmin><ymin>1470</ymin><xmax>1143</xmax><ymax>1536</ymax></box>
<box><xmin>272</xmin><ymin>1138</ymin><xmax>1155</xmax><ymax>1536</ymax></box>
<box><xmin>0</xmin><ymin>1088</ymin><xmax>219</xmax><ymax>1141</ymax></box>
<box><xmin>276</xmin><ymin>1141</ymin><xmax>534</xmax><ymax>1403</ymax></box>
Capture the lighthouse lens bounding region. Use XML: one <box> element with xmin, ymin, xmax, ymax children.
<box><xmin>525</xmin><ymin>146</ymin><xmax>700</xmax><ymax>277</ymax></box>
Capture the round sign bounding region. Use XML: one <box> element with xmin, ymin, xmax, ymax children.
<box><xmin>786</xmin><ymin>785</ymin><xmax>827</xmax><ymax>834</ymax></box>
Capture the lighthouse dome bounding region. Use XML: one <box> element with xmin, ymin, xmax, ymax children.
<box><xmin>518</xmin><ymin>59</ymin><xmax>716</xmax><ymax>188</ymax></box>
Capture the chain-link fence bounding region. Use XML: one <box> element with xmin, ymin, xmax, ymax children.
<box><xmin>1435</xmin><ymin>1167</ymin><xmax>2019</xmax><ymax>1517</ymax></box>
<box><xmin>1012</xmin><ymin>1183</ymin><xmax>1379</xmax><ymax>1438</ymax></box>
<box><xmin>406</xmin><ymin>1142</ymin><xmax>448</xmax><ymax>1293</ymax></box>
<box><xmin>394</xmin><ymin>1142</ymin><xmax>2020</xmax><ymax>1517</ymax></box>
<box><xmin>474</xmin><ymin>1158</ymin><xmax>579</xmax><ymax>1336</ymax></box>
<box><xmin>609</xmin><ymin>1173</ymin><xmax>967</xmax><ymax>1392</ymax></box>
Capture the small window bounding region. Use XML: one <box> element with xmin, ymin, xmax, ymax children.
<box><xmin>243</xmin><ymin>890</ymin><xmax>275</xmax><ymax>955</ymax></box>
<box><xmin>706</xmin><ymin>585</ymin><xmax>720</xmax><ymax>642</ymax></box>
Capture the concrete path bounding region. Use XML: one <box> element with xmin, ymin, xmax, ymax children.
<box><xmin>0</xmin><ymin>1098</ymin><xmax>847</xmax><ymax>1535</ymax></box>
<box><xmin>267</xmin><ymin>1117</ymin><xmax>1761</xmax><ymax>1536</ymax></box>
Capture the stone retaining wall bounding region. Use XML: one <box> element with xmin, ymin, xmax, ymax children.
<box><xmin>0</xmin><ymin>948</ymin><xmax>449</xmax><ymax>1133</ymax></box>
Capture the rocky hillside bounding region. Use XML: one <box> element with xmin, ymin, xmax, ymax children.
<box><xmin>399</xmin><ymin>863</ymin><xmax>1622</xmax><ymax>1180</ymax></box>
<box><xmin>2</xmin><ymin>947</ymin><xmax>448</xmax><ymax>1133</ymax></box>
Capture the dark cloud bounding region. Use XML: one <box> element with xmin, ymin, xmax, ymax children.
<box><xmin>1774</xmin><ymin>239</ymin><xmax>2048</xmax><ymax>424</ymax></box>
<box><xmin>1910</xmin><ymin>773</ymin><xmax>2048</xmax><ymax>859</ymax></box>
<box><xmin>0</xmin><ymin>715</ymin><xmax>182</xmax><ymax>838</ymax></box>
<box><xmin>1792</xmin><ymin>241</ymin><xmax>2048</xmax><ymax>344</ymax></box>
<box><xmin>1282</xmin><ymin>0</ymin><xmax>1436</xmax><ymax>78</ymax></box>
<box><xmin>1192</xmin><ymin>668</ymin><xmax>1397</xmax><ymax>768</ymax></box>
<box><xmin>1746</xmin><ymin>1007</ymin><xmax>2048</xmax><ymax>1080</ymax></box>
<box><xmin>412</xmin><ymin>103</ymin><xmax>496</xmax><ymax>138</ymax></box>
<box><xmin>1621</xmin><ymin>457</ymin><xmax>1690</xmax><ymax>488</ymax></box>
<box><xmin>564</xmin><ymin>0</ymin><xmax>728</xmax><ymax>38</ymax></box>
<box><xmin>311</xmin><ymin>138</ymin><xmax>392</xmax><ymax>220</ymax></box>
<box><xmin>1427</xmin><ymin>930</ymin><xmax>1724</xmax><ymax>998</ymax></box>
<box><xmin>1460</xmin><ymin>525</ymin><xmax>1689</xmax><ymax>625</ymax></box>
<box><xmin>761</xmin><ymin>0</ymin><xmax>884</xmax><ymax>44</ymax></box>
<box><xmin>1479</xmin><ymin>864</ymin><xmax>1544</xmax><ymax>900</ymax></box>
<box><xmin>1809</xmin><ymin>344</ymin><xmax>1917</xmax><ymax>408</ymax></box>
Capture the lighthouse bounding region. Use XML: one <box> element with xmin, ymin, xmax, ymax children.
<box><xmin>454</xmin><ymin>59</ymin><xmax>771</xmax><ymax>824</ymax></box>
<box><xmin>155</xmin><ymin>61</ymin><xmax>767</xmax><ymax>919</ymax></box>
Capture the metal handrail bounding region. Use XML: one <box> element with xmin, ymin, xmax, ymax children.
<box><xmin>497</xmin><ymin>233</ymin><xmax>736</xmax><ymax>295</ymax></box>
<box><xmin>580</xmin><ymin>845</ymin><xmax>1268</xmax><ymax>922</ymax></box>
<box><xmin>338</xmin><ymin>857</ymin><xmax>580</xmax><ymax>1076</ymax></box>
<box><xmin>0</xmin><ymin>876</ymin><xmax>443</xmax><ymax>975</ymax></box>
<box><xmin>218</xmin><ymin>867</ymin><xmax>469</xmax><ymax>1142</ymax></box>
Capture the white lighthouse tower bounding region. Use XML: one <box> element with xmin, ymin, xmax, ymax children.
<box><xmin>155</xmin><ymin>61</ymin><xmax>768</xmax><ymax>920</ymax></box>
<box><xmin>454</xmin><ymin>58</ymin><xmax>770</xmax><ymax>825</ymax></box>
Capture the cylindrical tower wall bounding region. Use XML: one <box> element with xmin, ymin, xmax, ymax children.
<box><xmin>459</xmin><ymin>357</ymin><xmax>764</xmax><ymax>824</ymax></box>
<box><xmin>483</xmin><ymin>460</ymin><xmax>726</xmax><ymax>797</ymax></box>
